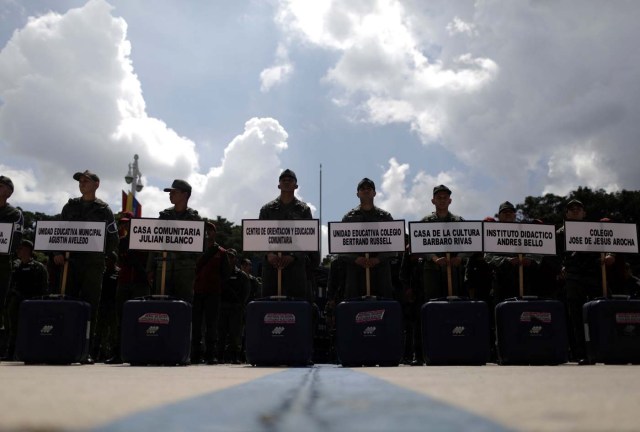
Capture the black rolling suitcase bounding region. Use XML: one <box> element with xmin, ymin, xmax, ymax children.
<box><xmin>120</xmin><ymin>295</ymin><xmax>192</xmax><ymax>366</ymax></box>
<box><xmin>583</xmin><ymin>296</ymin><xmax>640</xmax><ymax>364</ymax></box>
<box><xmin>335</xmin><ymin>296</ymin><xmax>403</xmax><ymax>366</ymax></box>
<box><xmin>16</xmin><ymin>252</ymin><xmax>91</xmax><ymax>365</ymax></box>
<box><xmin>120</xmin><ymin>251</ymin><xmax>192</xmax><ymax>366</ymax></box>
<box><xmin>421</xmin><ymin>297</ymin><xmax>490</xmax><ymax>365</ymax></box>
<box><xmin>245</xmin><ymin>296</ymin><xmax>313</xmax><ymax>366</ymax></box>
<box><xmin>495</xmin><ymin>296</ymin><xmax>568</xmax><ymax>365</ymax></box>
<box><xmin>15</xmin><ymin>294</ymin><xmax>91</xmax><ymax>364</ymax></box>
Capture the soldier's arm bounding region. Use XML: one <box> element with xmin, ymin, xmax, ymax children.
<box><xmin>9</xmin><ymin>208</ymin><xmax>23</xmax><ymax>254</ymax></box>
<box><xmin>104</xmin><ymin>209</ymin><xmax>119</xmax><ymax>258</ymax></box>
<box><xmin>38</xmin><ymin>263</ymin><xmax>50</xmax><ymax>295</ymax></box>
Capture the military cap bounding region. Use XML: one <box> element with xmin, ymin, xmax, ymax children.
<box><xmin>0</xmin><ymin>175</ymin><xmax>14</xmax><ymax>192</ymax></box>
<box><xmin>279</xmin><ymin>169</ymin><xmax>297</xmax><ymax>181</ymax></box>
<box><xmin>163</xmin><ymin>179</ymin><xmax>192</xmax><ymax>193</ymax></box>
<box><xmin>73</xmin><ymin>170</ymin><xmax>100</xmax><ymax>182</ymax></box>
<box><xmin>357</xmin><ymin>178</ymin><xmax>375</xmax><ymax>190</ymax></box>
<box><xmin>433</xmin><ymin>184</ymin><xmax>452</xmax><ymax>196</ymax></box>
<box><xmin>19</xmin><ymin>239</ymin><xmax>34</xmax><ymax>249</ymax></box>
<box><xmin>498</xmin><ymin>201</ymin><xmax>516</xmax><ymax>214</ymax></box>
<box><xmin>566</xmin><ymin>199</ymin><xmax>584</xmax><ymax>209</ymax></box>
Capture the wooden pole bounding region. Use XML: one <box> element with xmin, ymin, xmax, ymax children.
<box><xmin>365</xmin><ymin>253</ymin><xmax>371</xmax><ymax>297</ymax></box>
<box><xmin>518</xmin><ymin>254</ymin><xmax>524</xmax><ymax>297</ymax></box>
<box><xmin>601</xmin><ymin>253</ymin><xmax>608</xmax><ymax>297</ymax></box>
<box><xmin>446</xmin><ymin>252</ymin><xmax>453</xmax><ymax>297</ymax></box>
<box><xmin>277</xmin><ymin>252</ymin><xmax>282</xmax><ymax>297</ymax></box>
<box><xmin>60</xmin><ymin>252</ymin><xmax>70</xmax><ymax>296</ymax></box>
<box><xmin>160</xmin><ymin>251</ymin><xmax>167</xmax><ymax>296</ymax></box>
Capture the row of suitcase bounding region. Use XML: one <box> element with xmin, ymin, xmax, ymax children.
<box><xmin>13</xmin><ymin>294</ymin><xmax>640</xmax><ymax>366</ymax></box>
<box><xmin>247</xmin><ymin>295</ymin><xmax>640</xmax><ymax>366</ymax></box>
<box><xmin>15</xmin><ymin>295</ymin><xmax>191</xmax><ymax>365</ymax></box>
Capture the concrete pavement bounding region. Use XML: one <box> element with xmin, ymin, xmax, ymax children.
<box><xmin>1</xmin><ymin>361</ymin><xmax>639</xmax><ymax>431</ymax></box>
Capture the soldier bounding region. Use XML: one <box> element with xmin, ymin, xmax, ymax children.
<box><xmin>149</xmin><ymin>179</ymin><xmax>202</xmax><ymax>303</ymax></box>
<box><xmin>258</xmin><ymin>169</ymin><xmax>315</xmax><ymax>299</ymax></box>
<box><xmin>105</xmin><ymin>212</ymin><xmax>150</xmax><ymax>364</ymax></box>
<box><xmin>557</xmin><ymin>199</ymin><xmax>615</xmax><ymax>364</ymax></box>
<box><xmin>218</xmin><ymin>249</ymin><xmax>250</xmax><ymax>364</ymax></box>
<box><xmin>339</xmin><ymin>177</ymin><xmax>395</xmax><ymax>298</ymax></box>
<box><xmin>421</xmin><ymin>185</ymin><xmax>466</xmax><ymax>299</ymax></box>
<box><xmin>53</xmin><ymin>170</ymin><xmax>118</xmax><ymax>364</ymax></box>
<box><xmin>399</xmin><ymin>235</ymin><xmax>425</xmax><ymax>365</ymax></box>
<box><xmin>485</xmin><ymin>201</ymin><xmax>539</xmax><ymax>301</ymax></box>
<box><xmin>240</xmin><ymin>258</ymin><xmax>261</xmax><ymax>303</ymax></box>
<box><xmin>191</xmin><ymin>221</ymin><xmax>231</xmax><ymax>364</ymax></box>
<box><xmin>0</xmin><ymin>175</ymin><xmax>23</xmax><ymax>359</ymax></box>
<box><xmin>4</xmin><ymin>240</ymin><xmax>48</xmax><ymax>361</ymax></box>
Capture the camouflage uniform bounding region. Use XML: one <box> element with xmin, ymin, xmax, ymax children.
<box><xmin>484</xmin><ymin>253</ymin><xmax>540</xmax><ymax>301</ymax></box>
<box><xmin>420</xmin><ymin>212</ymin><xmax>466</xmax><ymax>299</ymax></box>
<box><xmin>151</xmin><ymin>207</ymin><xmax>202</xmax><ymax>303</ymax></box>
<box><xmin>218</xmin><ymin>265</ymin><xmax>251</xmax><ymax>363</ymax></box>
<box><xmin>556</xmin><ymin>225</ymin><xmax>602</xmax><ymax>360</ymax></box>
<box><xmin>5</xmin><ymin>256</ymin><xmax>48</xmax><ymax>359</ymax></box>
<box><xmin>57</xmin><ymin>197</ymin><xmax>118</xmax><ymax>340</ymax></box>
<box><xmin>0</xmin><ymin>203</ymin><xmax>23</xmax><ymax>336</ymax></box>
<box><xmin>340</xmin><ymin>205</ymin><xmax>395</xmax><ymax>298</ymax></box>
<box><xmin>259</xmin><ymin>196</ymin><xmax>313</xmax><ymax>299</ymax></box>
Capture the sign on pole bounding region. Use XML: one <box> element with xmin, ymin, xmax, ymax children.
<box><xmin>483</xmin><ymin>222</ymin><xmax>557</xmax><ymax>255</ymax></box>
<box><xmin>242</xmin><ymin>219</ymin><xmax>320</xmax><ymax>252</ymax></box>
<box><xmin>127</xmin><ymin>218</ymin><xmax>205</xmax><ymax>252</ymax></box>
<box><xmin>0</xmin><ymin>223</ymin><xmax>14</xmax><ymax>254</ymax></box>
<box><xmin>328</xmin><ymin>220</ymin><xmax>405</xmax><ymax>254</ymax></box>
<box><xmin>409</xmin><ymin>221</ymin><xmax>483</xmax><ymax>254</ymax></box>
<box><xmin>564</xmin><ymin>221</ymin><xmax>638</xmax><ymax>254</ymax></box>
<box><xmin>34</xmin><ymin>221</ymin><xmax>107</xmax><ymax>253</ymax></box>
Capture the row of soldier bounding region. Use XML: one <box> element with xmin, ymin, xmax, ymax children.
<box><xmin>1</xmin><ymin>171</ymin><xmax>639</xmax><ymax>365</ymax></box>
<box><xmin>324</xmin><ymin>183</ymin><xmax>639</xmax><ymax>365</ymax></box>
<box><xmin>0</xmin><ymin>172</ymin><xmax>264</xmax><ymax>364</ymax></box>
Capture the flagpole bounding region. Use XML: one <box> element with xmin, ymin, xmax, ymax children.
<box><xmin>319</xmin><ymin>163</ymin><xmax>323</xmax><ymax>259</ymax></box>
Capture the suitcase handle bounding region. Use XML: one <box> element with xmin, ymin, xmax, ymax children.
<box><xmin>594</xmin><ymin>294</ymin><xmax>631</xmax><ymax>301</ymax></box>
<box><xmin>29</xmin><ymin>294</ymin><xmax>82</xmax><ymax>301</ymax></box>
<box><xmin>504</xmin><ymin>295</ymin><xmax>557</xmax><ymax>302</ymax></box>
<box><xmin>428</xmin><ymin>296</ymin><xmax>473</xmax><ymax>302</ymax></box>
<box><xmin>135</xmin><ymin>295</ymin><xmax>185</xmax><ymax>302</ymax></box>
<box><xmin>252</xmin><ymin>296</ymin><xmax>308</xmax><ymax>302</ymax></box>
<box><xmin>344</xmin><ymin>295</ymin><xmax>394</xmax><ymax>302</ymax></box>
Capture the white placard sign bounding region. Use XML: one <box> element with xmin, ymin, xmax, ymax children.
<box><xmin>409</xmin><ymin>221</ymin><xmax>483</xmax><ymax>253</ymax></box>
<box><xmin>242</xmin><ymin>219</ymin><xmax>319</xmax><ymax>252</ymax></box>
<box><xmin>34</xmin><ymin>221</ymin><xmax>106</xmax><ymax>252</ymax></box>
<box><xmin>0</xmin><ymin>223</ymin><xmax>13</xmax><ymax>254</ymax></box>
<box><xmin>564</xmin><ymin>221</ymin><xmax>638</xmax><ymax>254</ymax></box>
<box><xmin>328</xmin><ymin>220</ymin><xmax>405</xmax><ymax>254</ymax></box>
<box><xmin>483</xmin><ymin>222</ymin><xmax>557</xmax><ymax>255</ymax></box>
<box><xmin>128</xmin><ymin>218</ymin><xmax>205</xmax><ymax>252</ymax></box>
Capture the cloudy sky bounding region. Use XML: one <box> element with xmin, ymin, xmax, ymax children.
<box><xmin>1</xmin><ymin>0</ymin><xmax>638</xmax><ymax>256</ymax></box>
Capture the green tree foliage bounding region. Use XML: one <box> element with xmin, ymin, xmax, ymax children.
<box><xmin>205</xmin><ymin>216</ymin><xmax>261</xmax><ymax>262</ymax></box>
<box><xmin>518</xmin><ymin>187</ymin><xmax>640</xmax><ymax>227</ymax></box>
<box><xmin>18</xmin><ymin>209</ymin><xmax>59</xmax><ymax>242</ymax></box>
